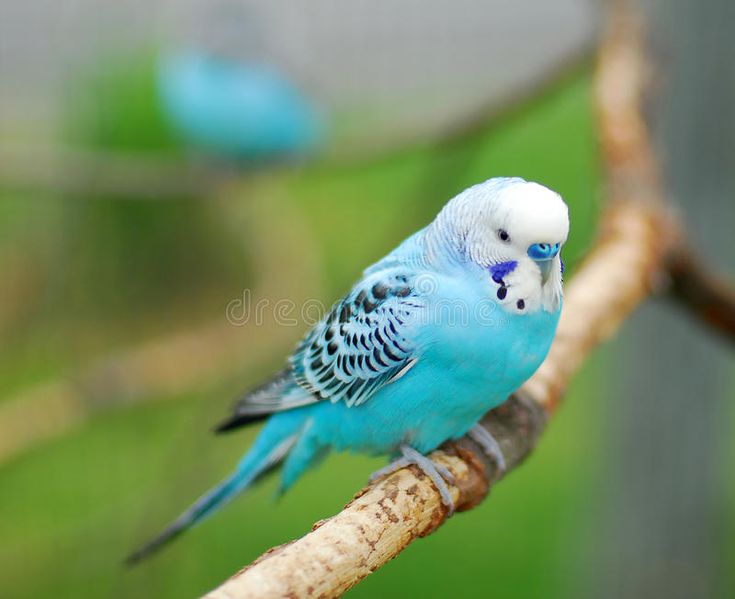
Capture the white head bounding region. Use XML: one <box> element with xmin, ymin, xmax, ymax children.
<box><xmin>427</xmin><ymin>177</ymin><xmax>569</xmax><ymax>311</ymax></box>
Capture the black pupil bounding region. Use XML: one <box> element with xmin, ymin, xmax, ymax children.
<box><xmin>499</xmin><ymin>230</ymin><xmax>509</xmax><ymax>241</ymax></box>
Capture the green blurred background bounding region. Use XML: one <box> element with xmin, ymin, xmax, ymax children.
<box><xmin>0</xmin><ymin>1</ymin><xmax>733</xmax><ymax>598</ymax></box>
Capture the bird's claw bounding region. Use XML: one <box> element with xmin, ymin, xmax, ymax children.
<box><xmin>369</xmin><ymin>457</ymin><xmax>412</xmax><ymax>483</ymax></box>
<box><xmin>369</xmin><ymin>445</ymin><xmax>456</xmax><ymax>515</ymax></box>
<box><xmin>468</xmin><ymin>423</ymin><xmax>507</xmax><ymax>473</ymax></box>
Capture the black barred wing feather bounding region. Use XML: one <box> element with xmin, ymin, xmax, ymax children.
<box><xmin>291</xmin><ymin>271</ymin><xmax>422</xmax><ymax>408</ymax></box>
<box><xmin>214</xmin><ymin>367</ymin><xmax>313</xmax><ymax>432</ymax></box>
<box><xmin>215</xmin><ymin>271</ymin><xmax>423</xmax><ymax>433</ymax></box>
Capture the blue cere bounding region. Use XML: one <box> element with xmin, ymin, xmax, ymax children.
<box><xmin>527</xmin><ymin>242</ymin><xmax>560</xmax><ymax>261</ymax></box>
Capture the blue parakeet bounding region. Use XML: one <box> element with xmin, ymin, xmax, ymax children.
<box><xmin>157</xmin><ymin>50</ymin><xmax>322</xmax><ymax>159</ymax></box>
<box><xmin>129</xmin><ymin>177</ymin><xmax>569</xmax><ymax>562</ymax></box>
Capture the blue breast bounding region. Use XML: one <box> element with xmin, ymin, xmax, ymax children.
<box><xmin>308</xmin><ymin>272</ymin><xmax>561</xmax><ymax>455</ymax></box>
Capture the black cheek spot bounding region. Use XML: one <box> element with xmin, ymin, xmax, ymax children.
<box><xmin>395</xmin><ymin>286</ymin><xmax>411</xmax><ymax>298</ymax></box>
<box><xmin>497</xmin><ymin>286</ymin><xmax>507</xmax><ymax>300</ymax></box>
<box><xmin>516</xmin><ymin>299</ymin><xmax>525</xmax><ymax>310</ymax></box>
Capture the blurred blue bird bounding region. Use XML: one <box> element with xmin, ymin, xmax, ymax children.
<box><xmin>157</xmin><ymin>50</ymin><xmax>322</xmax><ymax>159</ymax></box>
<box><xmin>129</xmin><ymin>177</ymin><xmax>569</xmax><ymax>562</ymax></box>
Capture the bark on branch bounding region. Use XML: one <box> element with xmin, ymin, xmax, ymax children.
<box><xmin>666</xmin><ymin>248</ymin><xmax>735</xmax><ymax>344</ymax></box>
<box><xmin>204</xmin><ymin>3</ymin><xmax>732</xmax><ymax>597</ymax></box>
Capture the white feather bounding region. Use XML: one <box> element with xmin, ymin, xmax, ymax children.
<box><xmin>426</xmin><ymin>177</ymin><xmax>568</xmax><ymax>313</ymax></box>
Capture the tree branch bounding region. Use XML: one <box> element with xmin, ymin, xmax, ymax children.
<box><xmin>203</xmin><ymin>3</ymin><xmax>731</xmax><ymax>597</ymax></box>
<box><xmin>0</xmin><ymin>143</ymin><xmax>224</xmax><ymax>200</ymax></box>
<box><xmin>666</xmin><ymin>248</ymin><xmax>735</xmax><ymax>344</ymax></box>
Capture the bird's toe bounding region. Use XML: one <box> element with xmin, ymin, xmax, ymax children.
<box><xmin>400</xmin><ymin>446</ymin><xmax>456</xmax><ymax>515</ymax></box>
<box><xmin>368</xmin><ymin>457</ymin><xmax>410</xmax><ymax>483</ymax></box>
<box><xmin>468</xmin><ymin>423</ymin><xmax>507</xmax><ymax>473</ymax></box>
<box><xmin>368</xmin><ymin>446</ymin><xmax>457</xmax><ymax>515</ymax></box>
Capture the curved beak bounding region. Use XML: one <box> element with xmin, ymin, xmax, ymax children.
<box><xmin>527</xmin><ymin>242</ymin><xmax>560</xmax><ymax>284</ymax></box>
<box><xmin>537</xmin><ymin>259</ymin><xmax>554</xmax><ymax>283</ymax></box>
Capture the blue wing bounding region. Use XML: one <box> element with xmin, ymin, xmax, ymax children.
<box><xmin>217</xmin><ymin>235</ymin><xmax>429</xmax><ymax>431</ymax></box>
<box><xmin>291</xmin><ymin>269</ymin><xmax>423</xmax><ymax>407</ymax></box>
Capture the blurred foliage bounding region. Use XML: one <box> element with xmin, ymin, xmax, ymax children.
<box><xmin>0</xmin><ymin>53</ymin><xmax>256</xmax><ymax>386</ymax></box>
<box><xmin>60</xmin><ymin>51</ymin><xmax>253</xmax><ymax>313</ymax></box>
<box><xmin>62</xmin><ymin>51</ymin><xmax>179</xmax><ymax>152</ymax></box>
<box><xmin>1</xmin><ymin>69</ymin><xmax>730</xmax><ymax>599</ymax></box>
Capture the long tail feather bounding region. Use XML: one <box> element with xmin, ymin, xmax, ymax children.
<box><xmin>127</xmin><ymin>417</ymin><xmax>302</xmax><ymax>565</ymax></box>
<box><xmin>125</xmin><ymin>473</ymin><xmax>243</xmax><ymax>564</ymax></box>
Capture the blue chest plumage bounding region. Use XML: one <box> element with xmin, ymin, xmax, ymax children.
<box><xmin>304</xmin><ymin>269</ymin><xmax>561</xmax><ymax>454</ymax></box>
